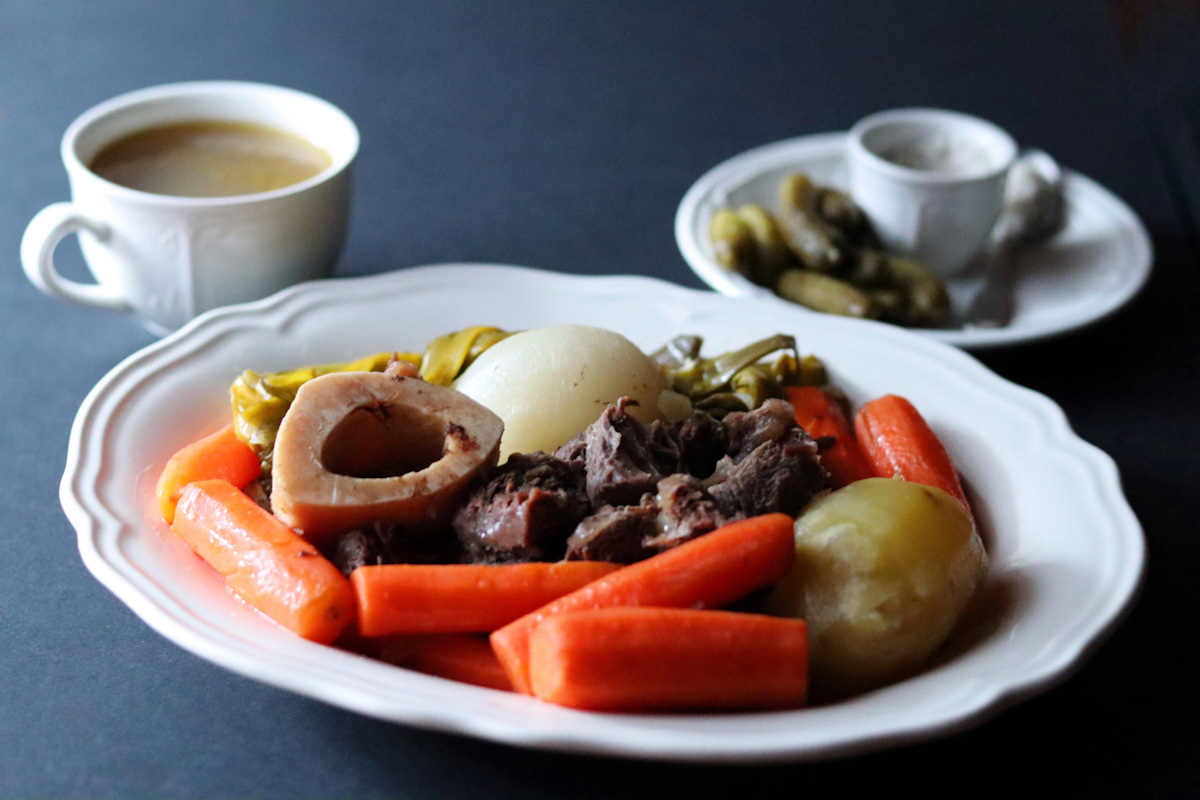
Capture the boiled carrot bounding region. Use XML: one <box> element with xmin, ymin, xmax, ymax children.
<box><xmin>377</xmin><ymin>634</ymin><xmax>513</xmax><ymax>691</ymax></box>
<box><xmin>156</xmin><ymin>424</ymin><xmax>261</xmax><ymax>524</ymax></box>
<box><xmin>490</xmin><ymin>513</ymin><xmax>796</xmax><ymax>695</ymax></box>
<box><xmin>527</xmin><ymin>607</ymin><xmax>808</xmax><ymax>711</ymax></box>
<box><xmin>171</xmin><ymin>479</ymin><xmax>355</xmax><ymax>644</ymax></box>
<box><xmin>785</xmin><ymin>385</ymin><xmax>874</xmax><ymax>488</ymax></box>
<box><xmin>854</xmin><ymin>394</ymin><xmax>970</xmax><ymax>508</ymax></box>
<box><xmin>351</xmin><ymin>561</ymin><xmax>621</xmax><ymax>636</ymax></box>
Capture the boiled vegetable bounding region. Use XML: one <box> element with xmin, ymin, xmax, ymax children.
<box><xmin>418</xmin><ymin>325</ymin><xmax>512</xmax><ymax>386</ymax></box>
<box><xmin>171</xmin><ymin>479</ymin><xmax>356</xmax><ymax>644</ymax></box>
<box><xmin>527</xmin><ymin>607</ymin><xmax>808</xmax><ymax>711</ymax></box>
<box><xmin>155</xmin><ymin>423</ymin><xmax>261</xmax><ymax>524</ymax></box>
<box><xmin>764</xmin><ymin>478</ymin><xmax>987</xmax><ymax>695</ymax></box>
<box><xmin>855</xmin><ymin>394</ymin><xmax>970</xmax><ymax>509</ymax></box>
<box><xmin>351</xmin><ymin>561</ymin><xmax>621</xmax><ymax>636</ymax></box>
<box><xmin>376</xmin><ymin>634</ymin><xmax>513</xmax><ymax>691</ymax></box>
<box><xmin>452</xmin><ymin>325</ymin><xmax>667</xmax><ymax>460</ymax></box>
<box><xmin>785</xmin><ymin>386</ymin><xmax>874</xmax><ymax>489</ymax></box>
<box><xmin>270</xmin><ymin>372</ymin><xmax>503</xmax><ymax>543</ymax></box>
<box><xmin>491</xmin><ymin>513</ymin><xmax>796</xmax><ymax>695</ymax></box>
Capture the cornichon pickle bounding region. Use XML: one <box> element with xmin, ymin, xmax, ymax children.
<box><xmin>709</xmin><ymin>208</ymin><xmax>760</xmax><ymax>277</ymax></box>
<box><xmin>776</xmin><ymin>269</ymin><xmax>878</xmax><ymax>319</ymax></box>
<box><xmin>883</xmin><ymin>256</ymin><xmax>951</xmax><ymax>328</ymax></box>
<box><xmin>776</xmin><ymin>173</ymin><xmax>846</xmax><ymax>273</ymax></box>
<box><xmin>708</xmin><ymin>171</ymin><xmax>952</xmax><ymax>329</ymax></box>
<box><xmin>736</xmin><ymin>203</ymin><xmax>793</xmax><ymax>286</ymax></box>
<box><xmin>844</xmin><ymin>248</ymin><xmax>892</xmax><ymax>288</ymax></box>
<box><xmin>778</xmin><ymin>172</ymin><xmax>819</xmax><ymax>211</ymax></box>
<box><xmin>776</xmin><ymin>209</ymin><xmax>846</xmax><ymax>273</ymax></box>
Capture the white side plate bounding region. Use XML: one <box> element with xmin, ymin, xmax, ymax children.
<box><xmin>62</xmin><ymin>264</ymin><xmax>1144</xmax><ymax>762</ymax></box>
<box><xmin>676</xmin><ymin>133</ymin><xmax>1154</xmax><ymax>349</ymax></box>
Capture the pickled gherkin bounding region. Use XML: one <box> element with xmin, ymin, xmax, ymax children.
<box><xmin>777</xmin><ymin>174</ymin><xmax>846</xmax><ymax>273</ymax></box>
<box><xmin>706</xmin><ymin>170</ymin><xmax>952</xmax><ymax>329</ymax></box>
<box><xmin>777</xmin><ymin>270</ymin><xmax>877</xmax><ymax>319</ymax></box>
<box><xmin>709</xmin><ymin>208</ymin><xmax>759</xmax><ymax>274</ymax></box>
<box><xmin>879</xmin><ymin>255</ymin><xmax>951</xmax><ymax>328</ymax></box>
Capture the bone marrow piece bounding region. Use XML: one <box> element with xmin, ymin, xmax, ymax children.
<box><xmin>270</xmin><ymin>372</ymin><xmax>503</xmax><ymax>543</ymax></box>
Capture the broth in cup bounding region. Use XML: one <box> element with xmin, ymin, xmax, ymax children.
<box><xmin>89</xmin><ymin>120</ymin><xmax>333</xmax><ymax>198</ymax></box>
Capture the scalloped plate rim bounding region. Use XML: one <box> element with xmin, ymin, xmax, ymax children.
<box><xmin>60</xmin><ymin>263</ymin><xmax>1145</xmax><ymax>762</ymax></box>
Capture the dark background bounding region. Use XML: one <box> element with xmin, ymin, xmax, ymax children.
<box><xmin>3</xmin><ymin>2</ymin><xmax>1198</xmax><ymax>797</ymax></box>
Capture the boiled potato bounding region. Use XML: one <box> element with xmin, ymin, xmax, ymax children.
<box><xmin>452</xmin><ymin>325</ymin><xmax>667</xmax><ymax>460</ymax></box>
<box><xmin>765</xmin><ymin>477</ymin><xmax>987</xmax><ymax>695</ymax></box>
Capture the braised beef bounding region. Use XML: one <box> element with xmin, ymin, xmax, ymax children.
<box><xmin>722</xmin><ymin>399</ymin><xmax>796</xmax><ymax>461</ymax></box>
<box><xmin>454</xmin><ymin>395</ymin><xmax>828</xmax><ymax>566</ymax></box>
<box><xmin>583</xmin><ymin>398</ymin><xmax>684</xmax><ymax>507</ymax></box>
<box><xmin>451</xmin><ymin>452</ymin><xmax>590</xmax><ymax>563</ymax></box>
<box><xmin>674</xmin><ymin>412</ymin><xmax>729</xmax><ymax>478</ymax></box>
<box><xmin>564</xmin><ymin>500</ymin><xmax>659</xmax><ymax>562</ymax></box>
<box><xmin>327</xmin><ymin>521</ymin><xmax>455</xmax><ymax>575</ymax></box>
<box><xmin>645</xmin><ymin>474</ymin><xmax>736</xmax><ymax>551</ymax></box>
<box><xmin>708</xmin><ymin>426</ymin><xmax>827</xmax><ymax>518</ymax></box>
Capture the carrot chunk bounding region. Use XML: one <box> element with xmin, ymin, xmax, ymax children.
<box><xmin>156</xmin><ymin>424</ymin><xmax>260</xmax><ymax>524</ymax></box>
<box><xmin>854</xmin><ymin>394</ymin><xmax>970</xmax><ymax>508</ymax></box>
<box><xmin>377</xmin><ymin>634</ymin><xmax>513</xmax><ymax>692</ymax></box>
<box><xmin>528</xmin><ymin>607</ymin><xmax>808</xmax><ymax>711</ymax></box>
<box><xmin>171</xmin><ymin>479</ymin><xmax>354</xmax><ymax>644</ymax></box>
<box><xmin>490</xmin><ymin>513</ymin><xmax>796</xmax><ymax>695</ymax></box>
<box><xmin>785</xmin><ymin>385</ymin><xmax>874</xmax><ymax>488</ymax></box>
<box><xmin>351</xmin><ymin>561</ymin><xmax>621</xmax><ymax>636</ymax></box>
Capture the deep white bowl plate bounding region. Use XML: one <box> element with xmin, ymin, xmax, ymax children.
<box><xmin>676</xmin><ymin>133</ymin><xmax>1154</xmax><ymax>349</ymax></box>
<box><xmin>62</xmin><ymin>264</ymin><xmax>1143</xmax><ymax>762</ymax></box>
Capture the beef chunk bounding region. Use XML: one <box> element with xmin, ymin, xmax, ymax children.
<box><xmin>674</xmin><ymin>412</ymin><xmax>729</xmax><ymax>478</ymax></box>
<box><xmin>327</xmin><ymin>521</ymin><xmax>455</xmax><ymax>575</ymax></box>
<box><xmin>709</xmin><ymin>426</ymin><xmax>828</xmax><ymax>518</ymax></box>
<box><xmin>455</xmin><ymin>396</ymin><xmax>826</xmax><ymax>567</ymax></box>
<box><xmin>583</xmin><ymin>398</ymin><xmax>683</xmax><ymax>508</ymax></box>
<box><xmin>722</xmin><ymin>399</ymin><xmax>797</xmax><ymax>461</ymax></box>
<box><xmin>329</xmin><ymin>528</ymin><xmax>382</xmax><ymax>576</ymax></box>
<box><xmin>645</xmin><ymin>474</ymin><xmax>736</xmax><ymax>551</ymax></box>
<box><xmin>564</xmin><ymin>500</ymin><xmax>658</xmax><ymax>563</ymax></box>
<box><xmin>451</xmin><ymin>452</ymin><xmax>590</xmax><ymax>563</ymax></box>
<box><xmin>553</xmin><ymin>431</ymin><xmax>588</xmax><ymax>468</ymax></box>
<box><xmin>566</xmin><ymin>475</ymin><xmax>735</xmax><ymax>563</ymax></box>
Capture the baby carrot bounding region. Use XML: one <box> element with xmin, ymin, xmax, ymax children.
<box><xmin>171</xmin><ymin>479</ymin><xmax>355</xmax><ymax>645</ymax></box>
<box><xmin>854</xmin><ymin>394</ymin><xmax>970</xmax><ymax>508</ymax></box>
<box><xmin>490</xmin><ymin>513</ymin><xmax>796</xmax><ymax>695</ymax></box>
<box><xmin>156</xmin><ymin>424</ymin><xmax>261</xmax><ymax>524</ymax></box>
<box><xmin>377</xmin><ymin>634</ymin><xmax>513</xmax><ymax>692</ymax></box>
<box><xmin>527</xmin><ymin>607</ymin><xmax>808</xmax><ymax>711</ymax></box>
<box><xmin>351</xmin><ymin>561</ymin><xmax>621</xmax><ymax>636</ymax></box>
<box><xmin>785</xmin><ymin>385</ymin><xmax>874</xmax><ymax>488</ymax></box>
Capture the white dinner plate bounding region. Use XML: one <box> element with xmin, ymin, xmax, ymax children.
<box><xmin>676</xmin><ymin>133</ymin><xmax>1154</xmax><ymax>349</ymax></box>
<box><xmin>62</xmin><ymin>264</ymin><xmax>1143</xmax><ymax>762</ymax></box>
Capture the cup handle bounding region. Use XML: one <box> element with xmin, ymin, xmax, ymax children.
<box><xmin>20</xmin><ymin>202</ymin><xmax>132</xmax><ymax>311</ymax></box>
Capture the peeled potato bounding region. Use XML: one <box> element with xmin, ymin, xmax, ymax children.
<box><xmin>452</xmin><ymin>325</ymin><xmax>666</xmax><ymax>460</ymax></box>
<box><xmin>765</xmin><ymin>477</ymin><xmax>987</xmax><ymax>695</ymax></box>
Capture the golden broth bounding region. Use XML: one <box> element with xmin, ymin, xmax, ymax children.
<box><xmin>89</xmin><ymin>120</ymin><xmax>333</xmax><ymax>197</ymax></box>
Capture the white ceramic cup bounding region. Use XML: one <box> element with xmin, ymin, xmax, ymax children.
<box><xmin>21</xmin><ymin>81</ymin><xmax>359</xmax><ymax>335</ymax></box>
<box><xmin>847</xmin><ymin>108</ymin><xmax>1018</xmax><ymax>277</ymax></box>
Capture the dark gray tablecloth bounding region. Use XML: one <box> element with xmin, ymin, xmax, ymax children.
<box><xmin>3</xmin><ymin>2</ymin><xmax>1197</xmax><ymax>797</ymax></box>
